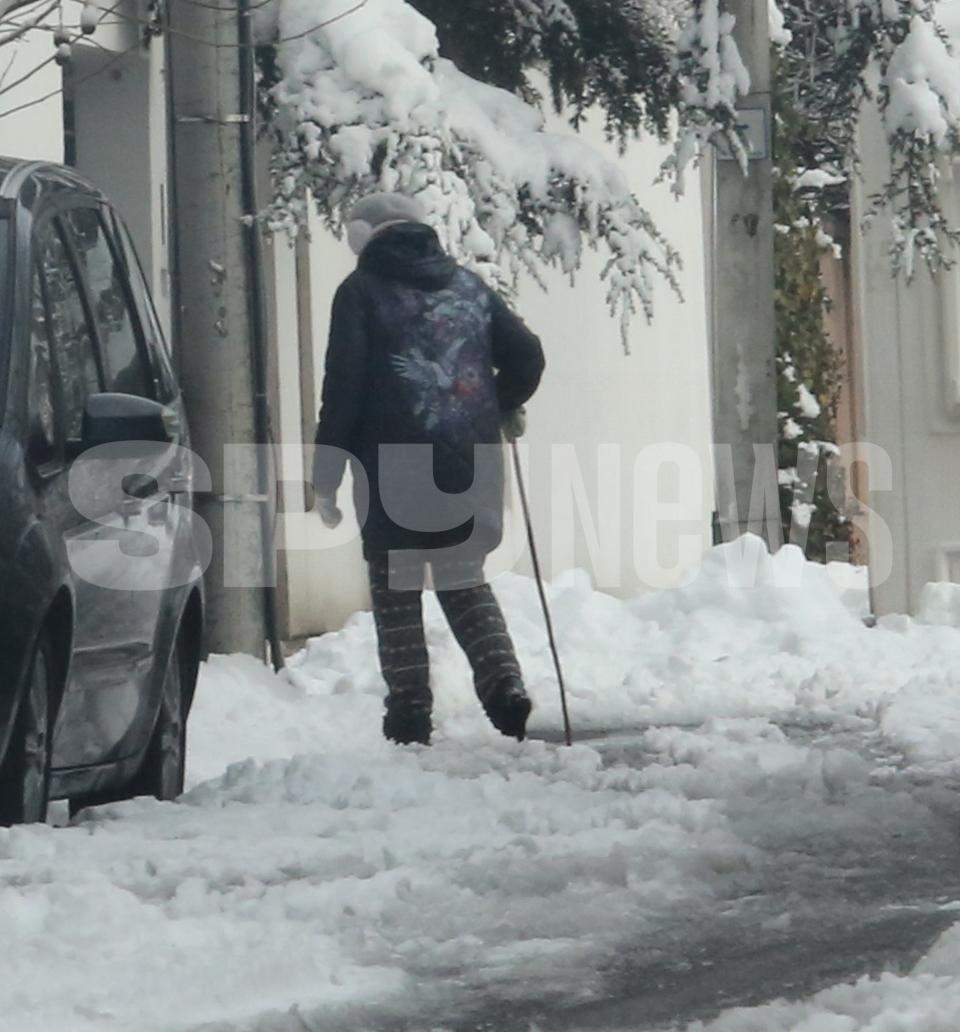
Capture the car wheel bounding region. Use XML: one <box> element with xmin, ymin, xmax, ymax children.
<box><xmin>137</xmin><ymin>638</ymin><xmax>186</xmax><ymax>801</ymax></box>
<box><xmin>0</xmin><ymin>633</ymin><xmax>52</xmax><ymax>826</ymax></box>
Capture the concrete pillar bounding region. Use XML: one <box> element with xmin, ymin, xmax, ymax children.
<box><xmin>710</xmin><ymin>0</ymin><xmax>779</xmax><ymax>547</ymax></box>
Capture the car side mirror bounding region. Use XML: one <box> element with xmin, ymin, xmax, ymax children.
<box><xmin>76</xmin><ymin>393</ymin><xmax>178</xmax><ymax>453</ymax></box>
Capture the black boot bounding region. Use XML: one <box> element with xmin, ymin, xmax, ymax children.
<box><xmin>383</xmin><ymin>702</ymin><xmax>432</xmax><ymax>746</ymax></box>
<box><xmin>482</xmin><ymin>677</ymin><xmax>532</xmax><ymax>741</ymax></box>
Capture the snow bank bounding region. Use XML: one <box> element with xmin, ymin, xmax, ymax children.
<box><xmin>189</xmin><ymin>536</ymin><xmax>958</xmax><ymax>768</ymax></box>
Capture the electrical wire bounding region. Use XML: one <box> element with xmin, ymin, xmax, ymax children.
<box><xmin>0</xmin><ymin>0</ymin><xmax>58</xmax><ymax>46</ymax></box>
<box><xmin>83</xmin><ymin>0</ymin><xmax>369</xmax><ymax>49</ymax></box>
<box><xmin>0</xmin><ymin>35</ymin><xmax>140</xmax><ymax>118</ymax></box>
<box><xmin>0</xmin><ymin>47</ymin><xmax>18</xmax><ymax>89</ymax></box>
<box><xmin>0</xmin><ymin>0</ymin><xmax>368</xmax><ymax>117</ymax></box>
<box><xmin>0</xmin><ymin>50</ymin><xmax>55</xmax><ymax>101</ymax></box>
<box><xmin>0</xmin><ymin>0</ymin><xmax>132</xmax><ymax>109</ymax></box>
<box><xmin>167</xmin><ymin>0</ymin><xmax>279</xmax><ymax>15</ymax></box>
<box><xmin>0</xmin><ymin>0</ymin><xmax>49</xmax><ymax>20</ymax></box>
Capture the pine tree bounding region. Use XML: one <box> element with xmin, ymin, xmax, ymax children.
<box><xmin>772</xmin><ymin>60</ymin><xmax>852</xmax><ymax>562</ymax></box>
<box><xmin>407</xmin><ymin>0</ymin><xmax>680</xmax><ymax>142</ymax></box>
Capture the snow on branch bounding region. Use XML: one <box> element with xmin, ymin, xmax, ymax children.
<box><xmin>662</xmin><ymin>0</ymin><xmax>751</xmax><ymax>196</ymax></box>
<box><xmin>508</xmin><ymin>0</ymin><xmax>579</xmax><ymax>42</ymax></box>
<box><xmin>776</xmin><ymin>0</ymin><xmax>960</xmax><ymax>277</ymax></box>
<box><xmin>869</xmin><ymin>6</ymin><xmax>960</xmax><ymax>276</ymax></box>
<box><xmin>264</xmin><ymin>0</ymin><xmax>682</xmax><ymax>351</ymax></box>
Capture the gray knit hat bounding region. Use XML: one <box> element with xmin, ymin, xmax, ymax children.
<box><xmin>346</xmin><ymin>192</ymin><xmax>427</xmax><ymax>255</ymax></box>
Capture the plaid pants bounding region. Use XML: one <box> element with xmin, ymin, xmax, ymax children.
<box><xmin>367</xmin><ymin>553</ymin><xmax>523</xmax><ymax>713</ymax></box>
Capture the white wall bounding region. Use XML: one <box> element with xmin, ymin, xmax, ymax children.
<box><xmin>0</xmin><ymin>20</ymin><xmax>64</xmax><ymax>160</ymax></box>
<box><xmin>853</xmin><ymin>96</ymin><xmax>960</xmax><ymax>615</ymax></box>
<box><xmin>71</xmin><ymin>39</ymin><xmax>172</xmax><ymax>334</ymax></box>
<box><xmin>0</xmin><ymin>0</ymin><xmax>142</xmax><ymax>161</ymax></box>
<box><xmin>274</xmin><ymin>109</ymin><xmax>714</xmax><ymax>636</ymax></box>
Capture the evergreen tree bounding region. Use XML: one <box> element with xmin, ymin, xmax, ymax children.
<box><xmin>408</xmin><ymin>0</ymin><xmax>680</xmax><ymax>142</ymax></box>
<box><xmin>773</xmin><ymin>75</ymin><xmax>852</xmax><ymax>561</ymax></box>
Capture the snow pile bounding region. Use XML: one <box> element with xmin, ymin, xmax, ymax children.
<box><xmin>194</xmin><ymin>535</ymin><xmax>960</xmax><ymax>771</ymax></box>
<box><xmin>917</xmin><ymin>578</ymin><xmax>960</xmax><ymax>626</ymax></box>
<box><xmin>266</xmin><ymin>0</ymin><xmax>682</xmax><ymax>349</ymax></box>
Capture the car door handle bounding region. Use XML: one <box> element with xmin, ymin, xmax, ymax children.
<box><xmin>123</xmin><ymin>473</ymin><xmax>160</xmax><ymax>500</ymax></box>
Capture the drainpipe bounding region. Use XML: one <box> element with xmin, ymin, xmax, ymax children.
<box><xmin>237</xmin><ymin>0</ymin><xmax>285</xmax><ymax>672</ymax></box>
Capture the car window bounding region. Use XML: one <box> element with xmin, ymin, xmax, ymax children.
<box><xmin>0</xmin><ymin>214</ymin><xmax>11</xmax><ymax>421</ymax></box>
<box><xmin>28</xmin><ymin>261</ymin><xmax>59</xmax><ymax>462</ymax></box>
<box><xmin>111</xmin><ymin>213</ymin><xmax>177</xmax><ymax>402</ymax></box>
<box><xmin>61</xmin><ymin>207</ymin><xmax>150</xmax><ymax>398</ymax></box>
<box><xmin>35</xmin><ymin>220</ymin><xmax>101</xmax><ymax>443</ymax></box>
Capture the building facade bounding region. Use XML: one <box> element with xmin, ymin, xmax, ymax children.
<box><xmin>850</xmin><ymin>89</ymin><xmax>960</xmax><ymax>617</ymax></box>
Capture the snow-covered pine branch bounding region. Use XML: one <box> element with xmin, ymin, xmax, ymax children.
<box><xmin>869</xmin><ymin>7</ymin><xmax>960</xmax><ymax>276</ymax></box>
<box><xmin>663</xmin><ymin>0</ymin><xmax>752</xmax><ymax>196</ymax></box>
<box><xmin>507</xmin><ymin>0</ymin><xmax>579</xmax><ymax>43</ymax></box>
<box><xmin>774</xmin><ymin>0</ymin><xmax>960</xmax><ymax>277</ymax></box>
<box><xmin>262</xmin><ymin>0</ymin><xmax>682</xmax><ymax>351</ymax></box>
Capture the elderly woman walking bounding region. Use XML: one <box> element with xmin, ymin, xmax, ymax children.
<box><xmin>312</xmin><ymin>193</ymin><xmax>545</xmax><ymax>747</ymax></box>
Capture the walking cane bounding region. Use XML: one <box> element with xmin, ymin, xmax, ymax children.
<box><xmin>510</xmin><ymin>439</ymin><xmax>574</xmax><ymax>747</ymax></box>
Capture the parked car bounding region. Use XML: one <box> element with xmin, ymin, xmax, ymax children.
<box><xmin>0</xmin><ymin>158</ymin><xmax>205</xmax><ymax>825</ymax></box>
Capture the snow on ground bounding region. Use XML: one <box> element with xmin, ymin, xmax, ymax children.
<box><xmin>4</xmin><ymin>537</ymin><xmax>960</xmax><ymax>1031</ymax></box>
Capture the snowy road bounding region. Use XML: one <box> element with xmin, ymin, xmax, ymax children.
<box><xmin>528</xmin><ymin>725</ymin><xmax>960</xmax><ymax>1031</ymax></box>
<box><xmin>7</xmin><ymin>538</ymin><xmax>960</xmax><ymax>1032</ymax></box>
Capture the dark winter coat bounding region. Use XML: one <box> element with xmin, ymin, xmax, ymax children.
<box><xmin>313</xmin><ymin>223</ymin><xmax>545</xmax><ymax>560</ymax></box>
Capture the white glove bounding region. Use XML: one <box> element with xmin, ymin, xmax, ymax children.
<box><xmin>501</xmin><ymin>407</ymin><xmax>527</xmax><ymax>443</ymax></box>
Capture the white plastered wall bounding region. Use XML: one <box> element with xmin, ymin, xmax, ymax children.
<box><xmin>853</xmin><ymin>90</ymin><xmax>960</xmax><ymax>616</ymax></box>
<box><xmin>0</xmin><ymin>8</ymin><xmax>66</xmax><ymax>160</ymax></box>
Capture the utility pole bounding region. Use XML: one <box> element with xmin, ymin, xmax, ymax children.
<box><xmin>167</xmin><ymin>0</ymin><xmax>271</xmax><ymax>656</ymax></box>
<box><xmin>710</xmin><ymin>0</ymin><xmax>780</xmax><ymax>548</ymax></box>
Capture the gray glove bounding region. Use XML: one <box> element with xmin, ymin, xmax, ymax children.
<box><xmin>311</xmin><ymin>447</ymin><xmax>343</xmax><ymax>528</ymax></box>
<box><xmin>315</xmin><ymin>494</ymin><xmax>343</xmax><ymax>529</ymax></box>
<box><xmin>501</xmin><ymin>406</ymin><xmax>527</xmax><ymax>443</ymax></box>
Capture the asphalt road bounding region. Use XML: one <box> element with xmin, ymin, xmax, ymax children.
<box><xmin>489</xmin><ymin>724</ymin><xmax>960</xmax><ymax>1032</ymax></box>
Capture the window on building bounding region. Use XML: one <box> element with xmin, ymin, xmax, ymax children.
<box><xmin>35</xmin><ymin>220</ymin><xmax>101</xmax><ymax>443</ymax></box>
<box><xmin>61</xmin><ymin>206</ymin><xmax>150</xmax><ymax>398</ymax></box>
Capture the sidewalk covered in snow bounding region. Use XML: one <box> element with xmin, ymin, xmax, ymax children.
<box><xmin>5</xmin><ymin>538</ymin><xmax>960</xmax><ymax>1031</ymax></box>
